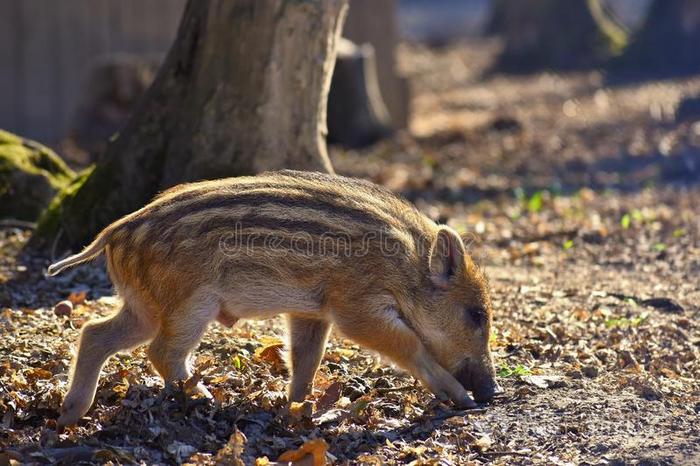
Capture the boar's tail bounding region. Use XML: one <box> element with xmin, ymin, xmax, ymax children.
<box><xmin>47</xmin><ymin>230</ymin><xmax>111</xmax><ymax>276</ymax></box>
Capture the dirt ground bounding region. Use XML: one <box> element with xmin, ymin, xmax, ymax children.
<box><xmin>1</xmin><ymin>39</ymin><xmax>699</xmax><ymax>465</ymax></box>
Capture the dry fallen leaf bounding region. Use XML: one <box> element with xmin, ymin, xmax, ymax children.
<box><xmin>315</xmin><ymin>381</ymin><xmax>343</xmax><ymax>412</ymax></box>
<box><xmin>255</xmin><ymin>341</ymin><xmax>286</xmax><ymax>371</ymax></box>
<box><xmin>111</xmin><ymin>379</ymin><xmax>130</xmax><ymax>397</ymax></box>
<box><xmin>210</xmin><ymin>387</ymin><xmax>228</xmax><ymax>403</ymax></box>
<box><xmin>277</xmin><ymin>439</ymin><xmax>328</xmax><ymax>466</ymax></box>
<box><xmin>25</xmin><ymin>368</ymin><xmax>52</xmax><ymax>382</ymax></box>
<box><xmin>215</xmin><ymin>429</ymin><xmax>247</xmax><ymax>466</ymax></box>
<box><xmin>473</xmin><ymin>434</ymin><xmax>493</xmax><ymax>452</ymax></box>
<box><xmin>313</xmin><ymin>408</ymin><xmax>349</xmax><ymax>426</ymax></box>
<box><xmin>67</xmin><ymin>291</ymin><xmax>87</xmax><ymax>306</ymax></box>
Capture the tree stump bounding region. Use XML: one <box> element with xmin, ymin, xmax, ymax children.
<box><xmin>343</xmin><ymin>0</ymin><xmax>409</xmax><ymax>129</ymax></box>
<box><xmin>327</xmin><ymin>38</ymin><xmax>392</xmax><ymax>148</ymax></box>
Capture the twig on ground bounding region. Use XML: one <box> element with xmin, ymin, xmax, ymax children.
<box><xmin>430</xmin><ymin>408</ymin><xmax>488</xmax><ymax>421</ymax></box>
<box><xmin>0</xmin><ymin>219</ymin><xmax>36</xmax><ymax>229</ymax></box>
<box><xmin>374</xmin><ymin>385</ymin><xmax>415</xmax><ymax>395</ymax></box>
<box><xmin>482</xmin><ymin>450</ymin><xmax>531</xmax><ymax>458</ymax></box>
<box><xmin>606</xmin><ymin>292</ymin><xmax>685</xmax><ymax>313</ymax></box>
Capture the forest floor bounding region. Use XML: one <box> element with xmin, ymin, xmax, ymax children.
<box><xmin>2</xmin><ymin>40</ymin><xmax>700</xmax><ymax>465</ymax></box>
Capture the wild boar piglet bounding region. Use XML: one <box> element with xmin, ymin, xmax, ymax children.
<box><xmin>48</xmin><ymin>170</ymin><xmax>500</xmax><ymax>426</ymax></box>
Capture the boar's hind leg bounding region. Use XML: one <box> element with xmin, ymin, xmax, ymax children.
<box><xmin>286</xmin><ymin>317</ymin><xmax>332</xmax><ymax>402</ymax></box>
<box><xmin>332</xmin><ymin>306</ymin><xmax>476</xmax><ymax>409</ymax></box>
<box><xmin>146</xmin><ymin>302</ymin><xmax>215</xmax><ymax>398</ymax></box>
<box><xmin>58</xmin><ymin>304</ymin><xmax>156</xmax><ymax>426</ymax></box>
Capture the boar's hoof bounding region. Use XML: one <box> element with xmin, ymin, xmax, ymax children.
<box><xmin>57</xmin><ymin>396</ymin><xmax>91</xmax><ymax>427</ymax></box>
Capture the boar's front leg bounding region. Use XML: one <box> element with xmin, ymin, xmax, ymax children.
<box><xmin>286</xmin><ymin>316</ymin><xmax>332</xmax><ymax>402</ymax></box>
<box><xmin>332</xmin><ymin>305</ymin><xmax>476</xmax><ymax>409</ymax></box>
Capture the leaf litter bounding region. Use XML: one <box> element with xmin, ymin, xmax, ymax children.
<box><xmin>1</xmin><ymin>39</ymin><xmax>700</xmax><ymax>464</ymax></box>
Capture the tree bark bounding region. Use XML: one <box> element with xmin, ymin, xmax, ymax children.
<box><xmin>490</xmin><ymin>0</ymin><xmax>626</xmax><ymax>71</ymax></box>
<box><xmin>34</xmin><ymin>0</ymin><xmax>348</xmax><ymax>250</ymax></box>
<box><xmin>619</xmin><ymin>0</ymin><xmax>700</xmax><ymax>73</ymax></box>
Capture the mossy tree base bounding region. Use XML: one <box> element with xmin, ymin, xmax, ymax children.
<box><xmin>33</xmin><ymin>0</ymin><xmax>347</xmax><ymax>250</ymax></box>
<box><xmin>0</xmin><ymin>130</ymin><xmax>74</xmax><ymax>222</ymax></box>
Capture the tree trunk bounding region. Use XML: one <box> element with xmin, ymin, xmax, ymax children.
<box><xmin>34</xmin><ymin>0</ymin><xmax>348</xmax><ymax>250</ymax></box>
<box><xmin>619</xmin><ymin>0</ymin><xmax>700</xmax><ymax>73</ymax></box>
<box><xmin>490</xmin><ymin>0</ymin><xmax>626</xmax><ymax>71</ymax></box>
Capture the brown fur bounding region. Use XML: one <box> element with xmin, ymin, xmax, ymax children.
<box><xmin>50</xmin><ymin>170</ymin><xmax>498</xmax><ymax>426</ymax></box>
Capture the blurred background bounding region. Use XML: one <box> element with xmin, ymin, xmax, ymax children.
<box><xmin>2</xmin><ymin>0</ymin><xmax>694</xmax><ymax>151</ymax></box>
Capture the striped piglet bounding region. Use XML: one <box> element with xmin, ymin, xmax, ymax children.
<box><xmin>48</xmin><ymin>170</ymin><xmax>500</xmax><ymax>426</ymax></box>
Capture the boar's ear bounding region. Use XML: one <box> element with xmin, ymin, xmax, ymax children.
<box><xmin>429</xmin><ymin>226</ymin><xmax>466</xmax><ymax>289</ymax></box>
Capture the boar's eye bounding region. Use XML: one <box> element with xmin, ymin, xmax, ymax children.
<box><xmin>464</xmin><ymin>306</ymin><xmax>486</xmax><ymax>327</ymax></box>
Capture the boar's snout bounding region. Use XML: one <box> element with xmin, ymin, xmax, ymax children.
<box><xmin>472</xmin><ymin>379</ymin><xmax>503</xmax><ymax>403</ymax></box>
<box><xmin>454</xmin><ymin>358</ymin><xmax>502</xmax><ymax>403</ymax></box>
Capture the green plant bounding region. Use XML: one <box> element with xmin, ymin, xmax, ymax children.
<box><xmin>604</xmin><ymin>312</ymin><xmax>649</xmax><ymax>328</ymax></box>
<box><xmin>498</xmin><ymin>363</ymin><xmax>532</xmax><ymax>378</ymax></box>
<box><xmin>527</xmin><ymin>191</ymin><xmax>544</xmax><ymax>213</ymax></box>
<box><xmin>653</xmin><ymin>243</ymin><xmax>667</xmax><ymax>252</ymax></box>
<box><xmin>621</xmin><ymin>213</ymin><xmax>631</xmax><ymax>229</ymax></box>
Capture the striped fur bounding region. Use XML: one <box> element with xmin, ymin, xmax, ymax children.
<box><xmin>51</xmin><ymin>170</ymin><xmax>498</xmax><ymax>426</ymax></box>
